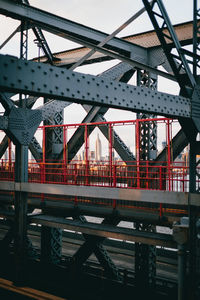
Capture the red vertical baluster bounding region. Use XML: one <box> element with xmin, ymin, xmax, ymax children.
<box><xmin>85</xmin><ymin>125</ymin><xmax>89</xmax><ymax>185</ymax></box>
<box><xmin>136</xmin><ymin>119</ymin><xmax>140</xmax><ymax>188</ymax></box>
<box><xmin>109</xmin><ymin>124</ymin><xmax>113</xmax><ymax>187</ymax></box>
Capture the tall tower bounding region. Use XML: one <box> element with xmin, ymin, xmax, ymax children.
<box><xmin>95</xmin><ymin>134</ymin><xmax>102</xmax><ymax>161</ymax></box>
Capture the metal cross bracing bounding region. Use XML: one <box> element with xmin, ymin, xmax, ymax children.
<box><xmin>141</xmin><ymin>1</ymin><xmax>200</xmax><ymax>299</ymax></box>
<box><xmin>0</xmin><ymin>0</ymin><xmax>200</xmax><ymax>298</ymax></box>
<box><xmin>135</xmin><ymin>69</ymin><xmax>158</xmax><ymax>292</ymax></box>
<box><xmin>136</xmin><ymin>70</ymin><xmax>158</xmax><ymax>161</ymax></box>
<box><xmin>25</xmin><ymin>2</ymin><xmax>142</xmax><ymax>272</ymax></box>
<box><xmin>193</xmin><ymin>0</ymin><xmax>200</xmax><ymax>78</ymax></box>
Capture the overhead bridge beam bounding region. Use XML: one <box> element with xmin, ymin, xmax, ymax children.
<box><xmin>0</xmin><ymin>54</ymin><xmax>190</xmax><ymax>119</ymax></box>
<box><xmin>0</xmin><ymin>0</ymin><xmax>175</xmax><ymax>81</ymax></box>
<box><xmin>0</xmin><ymin>0</ymin><xmax>146</xmax><ymax>58</ymax></box>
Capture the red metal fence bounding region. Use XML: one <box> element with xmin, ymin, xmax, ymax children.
<box><xmin>0</xmin><ymin>159</ymin><xmax>192</xmax><ymax>192</ymax></box>
<box><xmin>0</xmin><ymin>117</ymin><xmax>193</xmax><ymax>192</ymax></box>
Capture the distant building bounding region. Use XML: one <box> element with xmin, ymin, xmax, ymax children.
<box><xmin>90</xmin><ymin>150</ymin><xmax>95</xmax><ymax>160</ymax></box>
<box><xmin>95</xmin><ymin>134</ymin><xmax>102</xmax><ymax>161</ymax></box>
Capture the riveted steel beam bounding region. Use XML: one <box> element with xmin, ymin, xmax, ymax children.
<box><xmin>142</xmin><ymin>0</ymin><xmax>196</xmax><ymax>93</ymax></box>
<box><xmin>35</xmin><ymin>20</ymin><xmax>195</xmax><ymax>66</ymax></box>
<box><xmin>0</xmin><ymin>0</ymin><xmax>146</xmax><ymax>58</ymax></box>
<box><xmin>0</xmin><ymin>0</ymin><xmax>176</xmax><ymax>81</ymax></box>
<box><xmin>0</xmin><ymin>116</ymin><xmax>8</xmax><ymax>130</ymax></box>
<box><xmin>0</xmin><ymin>55</ymin><xmax>191</xmax><ymax>119</ymax></box>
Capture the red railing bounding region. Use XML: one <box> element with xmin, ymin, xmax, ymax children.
<box><xmin>0</xmin><ymin>160</ymin><xmax>192</xmax><ymax>192</ymax></box>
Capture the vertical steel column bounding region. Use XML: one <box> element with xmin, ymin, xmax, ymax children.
<box><xmin>178</xmin><ymin>244</ymin><xmax>186</xmax><ymax>300</ymax></box>
<box><xmin>193</xmin><ymin>0</ymin><xmax>200</xmax><ymax>78</ymax></box>
<box><xmin>40</xmin><ymin>107</ymin><xmax>63</xmax><ymax>263</ymax></box>
<box><xmin>188</xmin><ymin>141</ymin><xmax>200</xmax><ymax>300</ymax></box>
<box><xmin>135</xmin><ymin>70</ymin><xmax>157</xmax><ymax>292</ymax></box>
<box><xmin>136</xmin><ymin>70</ymin><xmax>157</xmax><ymax>160</ymax></box>
<box><xmin>41</xmin><ymin>114</ymin><xmax>63</xmax><ymax>264</ymax></box>
<box><xmin>14</xmin><ymin>20</ymin><xmax>29</xmax><ymax>283</ymax></box>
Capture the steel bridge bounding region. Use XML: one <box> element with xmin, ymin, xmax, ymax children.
<box><xmin>0</xmin><ymin>0</ymin><xmax>200</xmax><ymax>299</ymax></box>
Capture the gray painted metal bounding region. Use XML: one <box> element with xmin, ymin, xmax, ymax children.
<box><xmin>0</xmin><ymin>181</ymin><xmax>199</xmax><ymax>206</ymax></box>
<box><xmin>142</xmin><ymin>0</ymin><xmax>196</xmax><ymax>92</ymax></box>
<box><xmin>35</xmin><ymin>21</ymin><xmax>195</xmax><ymax>67</ymax></box>
<box><xmin>0</xmin><ymin>194</ymin><xmax>177</xmax><ymax>225</ymax></box>
<box><xmin>0</xmin><ymin>54</ymin><xmax>190</xmax><ymax>118</ymax></box>
<box><xmin>0</xmin><ymin>116</ymin><xmax>8</xmax><ymax>130</ymax></box>
<box><xmin>7</xmin><ymin>106</ymin><xmax>42</xmax><ymax>145</ymax></box>
<box><xmin>30</xmin><ymin>214</ymin><xmax>176</xmax><ymax>248</ymax></box>
<box><xmin>0</xmin><ymin>0</ymin><xmax>146</xmax><ymax>59</ymax></box>
<box><xmin>0</xmin><ymin>0</ymin><xmax>176</xmax><ymax>81</ymax></box>
<box><xmin>71</xmin><ymin>216</ymin><xmax>121</xmax><ymax>281</ymax></box>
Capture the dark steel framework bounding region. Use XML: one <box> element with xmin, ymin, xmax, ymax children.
<box><xmin>0</xmin><ymin>0</ymin><xmax>199</xmax><ymax>299</ymax></box>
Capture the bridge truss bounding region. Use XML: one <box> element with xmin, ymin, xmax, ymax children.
<box><xmin>0</xmin><ymin>0</ymin><xmax>200</xmax><ymax>299</ymax></box>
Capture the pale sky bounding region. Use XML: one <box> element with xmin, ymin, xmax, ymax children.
<box><xmin>0</xmin><ymin>0</ymin><xmax>193</xmax><ymax>154</ymax></box>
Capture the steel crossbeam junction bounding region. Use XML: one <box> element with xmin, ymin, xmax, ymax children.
<box><xmin>0</xmin><ymin>0</ymin><xmax>200</xmax><ymax>299</ymax></box>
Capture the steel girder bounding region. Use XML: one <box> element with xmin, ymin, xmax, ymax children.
<box><xmin>193</xmin><ymin>0</ymin><xmax>200</xmax><ymax>77</ymax></box>
<box><xmin>136</xmin><ymin>70</ymin><xmax>157</xmax><ymax>160</ymax></box>
<box><xmin>135</xmin><ymin>223</ymin><xmax>156</xmax><ymax>293</ymax></box>
<box><xmin>188</xmin><ymin>141</ymin><xmax>200</xmax><ymax>300</ymax></box>
<box><xmin>0</xmin><ymin>54</ymin><xmax>190</xmax><ymax>118</ymax></box>
<box><xmin>41</xmin><ymin>226</ymin><xmax>62</xmax><ymax>265</ymax></box>
<box><xmin>0</xmin><ymin>0</ymin><xmax>146</xmax><ymax>57</ymax></box>
<box><xmin>142</xmin><ymin>0</ymin><xmax>200</xmax><ymax>141</ymax></box>
<box><xmin>58</xmin><ymin>62</ymin><xmax>135</xmax><ymax>163</ymax></box>
<box><xmin>70</xmin><ymin>215</ymin><xmax>121</xmax><ymax>281</ymax></box>
<box><xmin>21</xmin><ymin>0</ymin><xmax>55</xmax><ymax>63</ymax></box>
<box><xmin>0</xmin><ymin>62</ymin><xmax>135</xmax><ymax>163</ymax></box>
<box><xmin>142</xmin><ymin>0</ymin><xmax>196</xmax><ymax>92</ymax></box>
<box><xmin>134</xmin><ymin>70</ymin><xmax>157</xmax><ymax>290</ymax></box>
<box><xmin>0</xmin><ymin>0</ymin><xmax>176</xmax><ymax>81</ymax></box>
<box><xmin>38</xmin><ymin>20</ymin><xmax>196</xmax><ymax>68</ymax></box>
<box><xmin>141</xmin><ymin>1</ymin><xmax>200</xmax><ymax>299</ymax></box>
